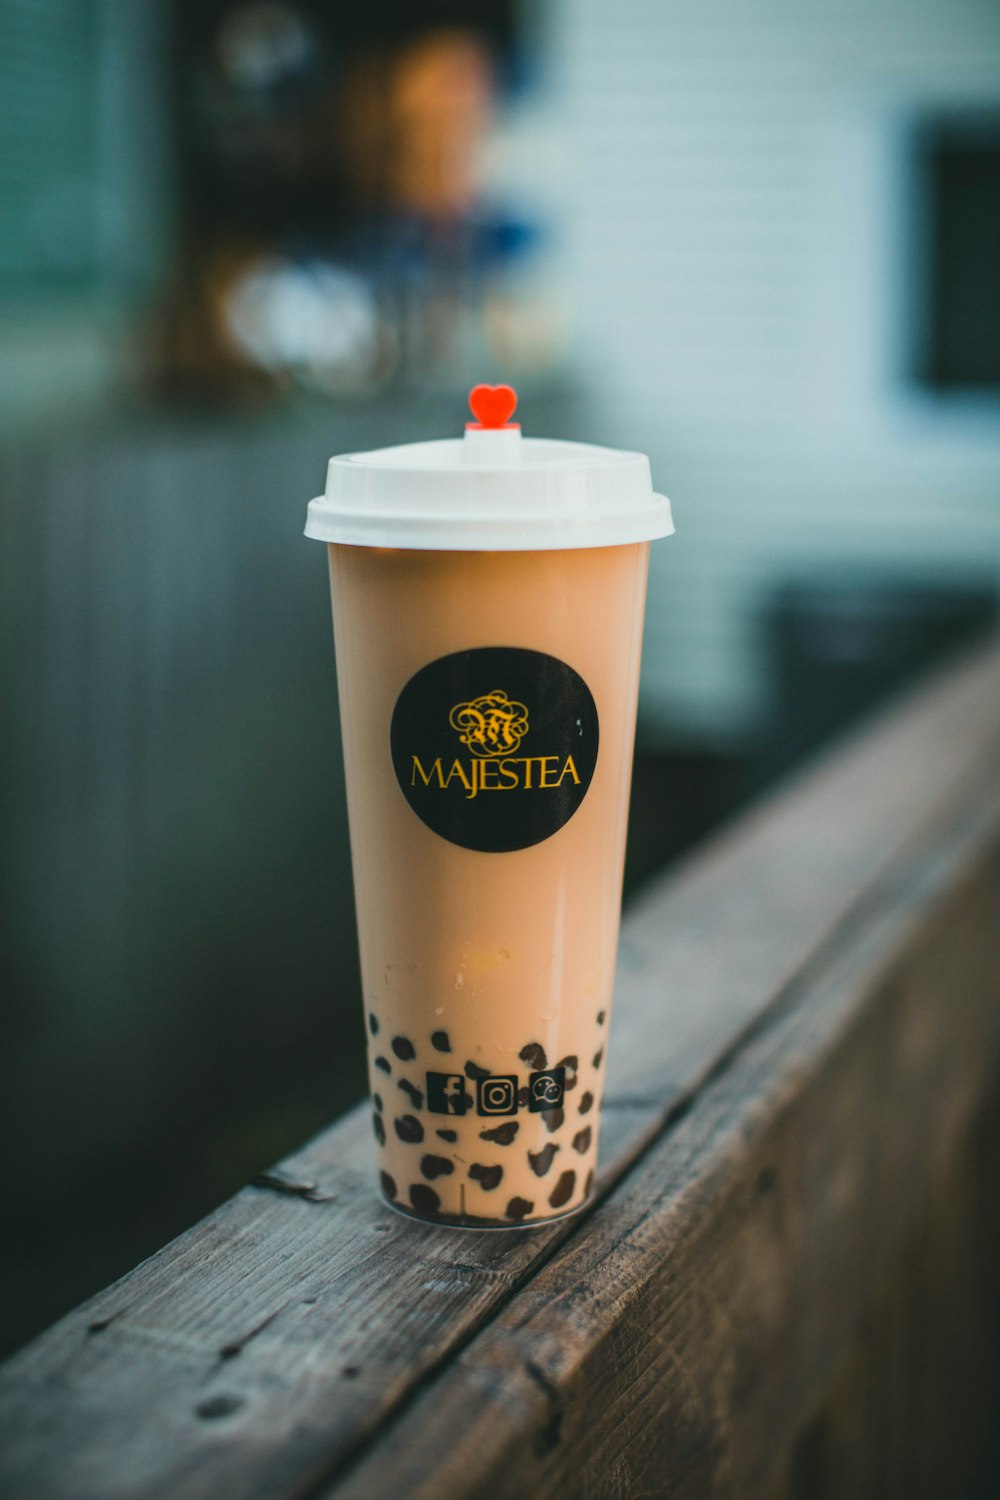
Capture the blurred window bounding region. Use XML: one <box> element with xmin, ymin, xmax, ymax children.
<box><xmin>914</xmin><ymin>112</ymin><xmax>1000</xmax><ymax>391</ymax></box>
<box><xmin>159</xmin><ymin>0</ymin><xmax>546</xmax><ymax>396</ymax></box>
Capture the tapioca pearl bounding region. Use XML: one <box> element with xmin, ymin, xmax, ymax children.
<box><xmin>584</xmin><ymin>1169</ymin><xmax>595</xmax><ymax>1197</ymax></box>
<box><xmin>578</xmin><ymin>1091</ymin><xmax>594</xmax><ymax>1115</ymax></box>
<box><xmin>368</xmin><ymin>1012</ymin><xmax>380</xmax><ymax>1036</ymax></box>
<box><xmin>436</xmin><ymin>1128</ymin><xmax>458</xmax><ymax>1142</ymax></box>
<box><xmin>528</xmin><ymin>1143</ymin><xmax>558</xmax><ymax>1177</ymax></box>
<box><xmin>397</xmin><ymin>1078</ymin><xmax>424</xmax><ymax>1110</ymax></box>
<box><xmin>505</xmin><ymin>1197</ymin><xmax>534</xmax><ymax>1222</ymax></box>
<box><xmin>373</xmin><ymin>1093</ymin><xmax>384</xmax><ymax>1113</ymax></box>
<box><xmin>391</xmin><ymin>1036</ymin><xmax>416</xmax><ymax>1062</ymax></box>
<box><xmin>380</xmin><ymin>1171</ymin><xmax>397</xmax><ymax>1200</ymax></box>
<box><xmin>572</xmin><ymin>1126</ymin><xmax>592</xmax><ymax>1155</ymax></box>
<box><xmin>394</xmin><ymin>1115</ymin><xmax>424</xmax><ymax>1144</ymax></box>
<box><xmin>592</xmin><ymin>1047</ymin><xmax>604</xmax><ymax>1069</ymax></box>
<box><xmin>479</xmin><ymin>1121</ymin><xmax>519</xmax><ymax>1145</ymax></box>
<box><xmin>548</xmin><ymin>1170</ymin><xmax>576</xmax><ymax>1209</ymax></box>
<box><xmin>372</xmin><ymin>1112</ymin><xmax>386</xmax><ymax>1147</ymax></box>
<box><xmin>540</xmin><ymin>1106</ymin><xmax>564</xmax><ymax>1134</ymax></box>
<box><xmin>430</xmin><ymin>1030</ymin><xmax>451</xmax><ymax>1053</ymax></box>
<box><xmin>464</xmin><ymin>1060</ymin><xmax>489</xmax><ymax>1081</ymax></box>
<box><xmin>409</xmin><ymin>1183</ymin><xmax>440</xmax><ymax>1216</ymax></box>
<box><xmin>596</xmin><ymin>1010</ymin><xmax>606</xmax><ymax>1026</ymax></box>
<box><xmin>374</xmin><ymin>1056</ymin><xmax>391</xmax><ymax>1075</ymax></box>
<box><xmin>420</xmin><ymin>1155</ymin><xmax>454</xmax><ymax>1181</ymax></box>
<box><xmin>469</xmin><ymin>1163</ymin><xmax>503</xmax><ymax>1191</ymax></box>
<box><xmin>517</xmin><ymin>1086</ymin><xmax>530</xmax><ymax>1108</ymax></box>
<box><xmin>555</xmin><ymin>1055</ymin><xmax>579</xmax><ymax>1091</ymax></box>
<box><xmin>518</xmin><ymin>1042</ymin><xmax>547</xmax><ymax>1071</ymax></box>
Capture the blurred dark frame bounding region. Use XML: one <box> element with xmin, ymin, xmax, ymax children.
<box><xmin>909</xmin><ymin>108</ymin><xmax>1000</xmax><ymax>391</ymax></box>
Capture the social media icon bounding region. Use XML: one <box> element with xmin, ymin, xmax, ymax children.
<box><xmin>477</xmin><ymin>1075</ymin><xmax>518</xmax><ymax>1116</ymax></box>
<box><xmin>528</xmin><ymin>1068</ymin><xmax>565</xmax><ymax>1112</ymax></box>
<box><xmin>426</xmin><ymin>1072</ymin><xmax>471</xmax><ymax>1115</ymax></box>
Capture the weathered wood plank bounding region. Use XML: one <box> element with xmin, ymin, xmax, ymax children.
<box><xmin>326</xmin><ymin>760</ymin><xmax>1000</xmax><ymax>1499</ymax></box>
<box><xmin>774</xmin><ymin>1083</ymin><xmax>1000</xmax><ymax>1500</ymax></box>
<box><xmin>1</xmin><ymin>640</ymin><xmax>999</xmax><ymax>1499</ymax></box>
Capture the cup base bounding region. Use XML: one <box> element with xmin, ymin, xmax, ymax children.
<box><xmin>379</xmin><ymin>1189</ymin><xmax>593</xmax><ymax>1232</ymax></box>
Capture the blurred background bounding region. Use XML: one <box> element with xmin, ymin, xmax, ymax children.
<box><xmin>2</xmin><ymin>0</ymin><xmax>999</xmax><ymax>1357</ymax></box>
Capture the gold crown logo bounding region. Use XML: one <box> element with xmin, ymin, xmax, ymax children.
<box><xmin>449</xmin><ymin>690</ymin><xmax>529</xmax><ymax>758</ymax></box>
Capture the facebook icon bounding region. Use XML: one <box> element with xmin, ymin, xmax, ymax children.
<box><xmin>426</xmin><ymin>1072</ymin><xmax>472</xmax><ymax>1116</ymax></box>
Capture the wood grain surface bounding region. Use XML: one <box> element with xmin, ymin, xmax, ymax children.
<box><xmin>3</xmin><ymin>641</ymin><xmax>1000</xmax><ymax>1500</ymax></box>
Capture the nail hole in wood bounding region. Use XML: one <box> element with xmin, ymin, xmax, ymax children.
<box><xmin>196</xmin><ymin>1394</ymin><xmax>245</xmax><ymax>1421</ymax></box>
<box><xmin>757</xmin><ymin>1164</ymin><xmax>778</xmax><ymax>1195</ymax></box>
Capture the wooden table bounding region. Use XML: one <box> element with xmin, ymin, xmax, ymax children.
<box><xmin>3</xmin><ymin>640</ymin><xmax>1000</xmax><ymax>1499</ymax></box>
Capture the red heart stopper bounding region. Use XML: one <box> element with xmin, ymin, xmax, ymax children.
<box><xmin>468</xmin><ymin>383</ymin><xmax>518</xmax><ymax>429</ymax></box>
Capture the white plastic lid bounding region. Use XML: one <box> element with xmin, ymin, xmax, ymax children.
<box><xmin>304</xmin><ymin>385</ymin><xmax>673</xmax><ymax>551</ymax></box>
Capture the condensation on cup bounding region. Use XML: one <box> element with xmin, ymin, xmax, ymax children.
<box><xmin>305</xmin><ymin>385</ymin><xmax>673</xmax><ymax>1227</ymax></box>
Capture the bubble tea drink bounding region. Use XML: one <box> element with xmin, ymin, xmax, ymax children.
<box><xmin>306</xmin><ymin>386</ymin><xmax>673</xmax><ymax>1226</ymax></box>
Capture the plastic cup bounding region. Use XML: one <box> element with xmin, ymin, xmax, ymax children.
<box><xmin>306</xmin><ymin>387</ymin><xmax>672</xmax><ymax>1226</ymax></box>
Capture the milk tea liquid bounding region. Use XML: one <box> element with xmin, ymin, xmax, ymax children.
<box><xmin>329</xmin><ymin>541</ymin><xmax>648</xmax><ymax>1225</ymax></box>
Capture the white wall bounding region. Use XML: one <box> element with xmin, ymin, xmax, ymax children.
<box><xmin>551</xmin><ymin>0</ymin><xmax>1000</xmax><ymax>741</ymax></box>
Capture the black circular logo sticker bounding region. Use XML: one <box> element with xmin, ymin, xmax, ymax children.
<box><xmin>390</xmin><ymin>647</ymin><xmax>599</xmax><ymax>852</ymax></box>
